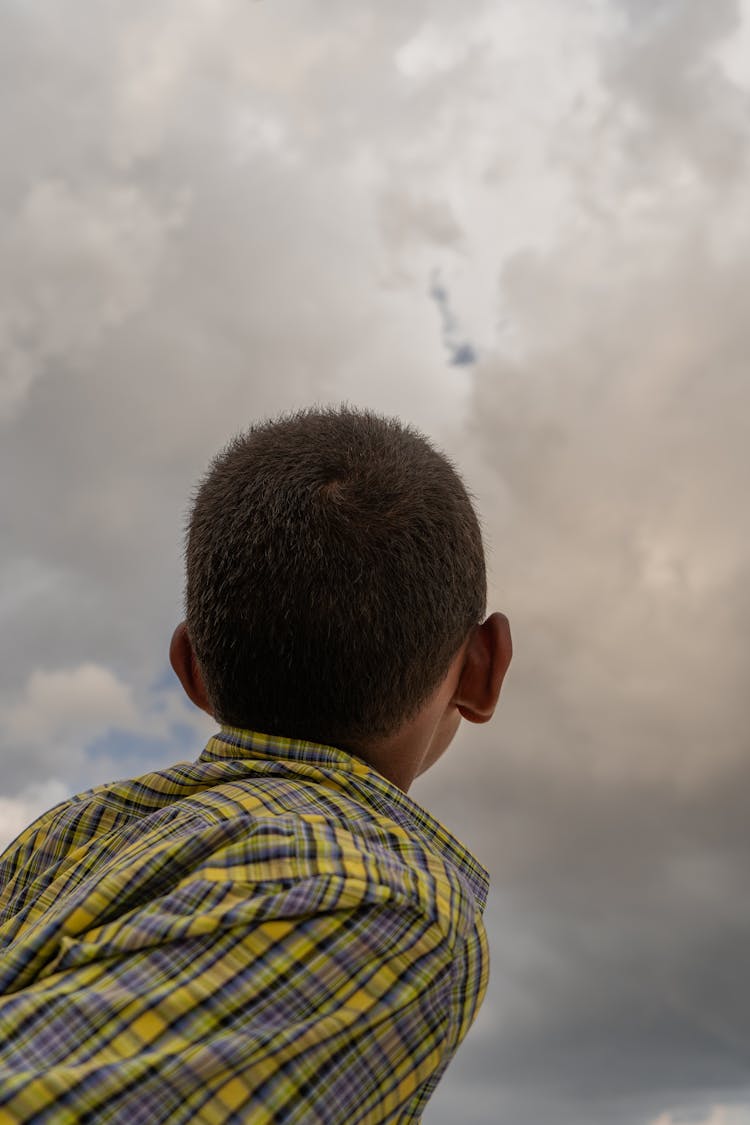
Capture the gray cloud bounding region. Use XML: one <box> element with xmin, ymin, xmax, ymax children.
<box><xmin>415</xmin><ymin>10</ymin><xmax>750</xmax><ymax>1110</ymax></box>
<box><xmin>604</xmin><ymin>0</ymin><xmax>750</xmax><ymax>178</ymax></box>
<box><xmin>2</xmin><ymin>2</ymin><xmax>750</xmax><ymax>1121</ymax></box>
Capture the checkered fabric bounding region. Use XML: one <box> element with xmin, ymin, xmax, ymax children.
<box><xmin>0</xmin><ymin>728</ymin><xmax>489</xmax><ymax>1123</ymax></box>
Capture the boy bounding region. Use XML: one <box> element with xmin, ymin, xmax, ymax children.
<box><xmin>0</xmin><ymin>407</ymin><xmax>511</xmax><ymax>1123</ymax></box>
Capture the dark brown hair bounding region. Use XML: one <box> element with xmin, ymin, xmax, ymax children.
<box><xmin>185</xmin><ymin>407</ymin><xmax>486</xmax><ymax>747</ymax></box>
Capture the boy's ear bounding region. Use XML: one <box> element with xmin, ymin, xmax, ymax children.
<box><xmin>453</xmin><ymin>612</ymin><xmax>512</xmax><ymax>724</ymax></box>
<box><xmin>169</xmin><ymin>622</ymin><xmax>215</xmax><ymax>717</ymax></box>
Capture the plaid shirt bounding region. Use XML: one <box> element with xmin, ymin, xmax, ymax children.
<box><xmin>0</xmin><ymin>728</ymin><xmax>489</xmax><ymax>1124</ymax></box>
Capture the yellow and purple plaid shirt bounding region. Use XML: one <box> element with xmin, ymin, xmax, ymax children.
<box><xmin>0</xmin><ymin>728</ymin><xmax>489</xmax><ymax>1123</ymax></box>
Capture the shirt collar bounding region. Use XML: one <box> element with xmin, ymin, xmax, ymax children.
<box><xmin>200</xmin><ymin>726</ymin><xmax>490</xmax><ymax>912</ymax></box>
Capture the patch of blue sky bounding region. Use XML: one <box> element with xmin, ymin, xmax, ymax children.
<box><xmin>450</xmin><ymin>341</ymin><xmax>478</xmax><ymax>366</ymax></box>
<box><xmin>151</xmin><ymin>663</ymin><xmax>180</xmax><ymax>693</ymax></box>
<box><xmin>84</xmin><ymin>722</ymin><xmax>198</xmax><ymax>768</ymax></box>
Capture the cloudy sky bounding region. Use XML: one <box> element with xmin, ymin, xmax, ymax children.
<box><xmin>2</xmin><ymin>1</ymin><xmax>750</xmax><ymax>1121</ymax></box>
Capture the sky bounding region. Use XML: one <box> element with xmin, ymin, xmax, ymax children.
<box><xmin>1</xmin><ymin>1</ymin><xmax>750</xmax><ymax>1121</ymax></box>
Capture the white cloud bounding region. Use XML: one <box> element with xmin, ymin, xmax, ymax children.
<box><xmin>394</xmin><ymin>21</ymin><xmax>474</xmax><ymax>80</ymax></box>
<box><xmin>3</xmin><ymin>663</ymin><xmax>140</xmax><ymax>747</ymax></box>
<box><xmin>717</xmin><ymin>0</ymin><xmax>750</xmax><ymax>90</ymax></box>
<box><xmin>0</xmin><ymin>179</ymin><xmax>187</xmax><ymax>419</ymax></box>
<box><xmin>0</xmin><ymin>662</ymin><xmax>211</xmax><ymax>790</ymax></box>
<box><xmin>0</xmin><ymin>778</ymin><xmax>71</xmax><ymax>854</ymax></box>
<box><xmin>653</xmin><ymin>1107</ymin><xmax>750</xmax><ymax>1125</ymax></box>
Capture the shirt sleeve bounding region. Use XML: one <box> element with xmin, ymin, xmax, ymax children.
<box><xmin>0</xmin><ymin>895</ymin><xmax>489</xmax><ymax>1124</ymax></box>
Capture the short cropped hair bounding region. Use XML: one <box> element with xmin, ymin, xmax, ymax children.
<box><xmin>185</xmin><ymin>407</ymin><xmax>486</xmax><ymax>747</ymax></box>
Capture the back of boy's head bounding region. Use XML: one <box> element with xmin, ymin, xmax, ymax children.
<box><xmin>185</xmin><ymin>406</ymin><xmax>486</xmax><ymax>748</ymax></box>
